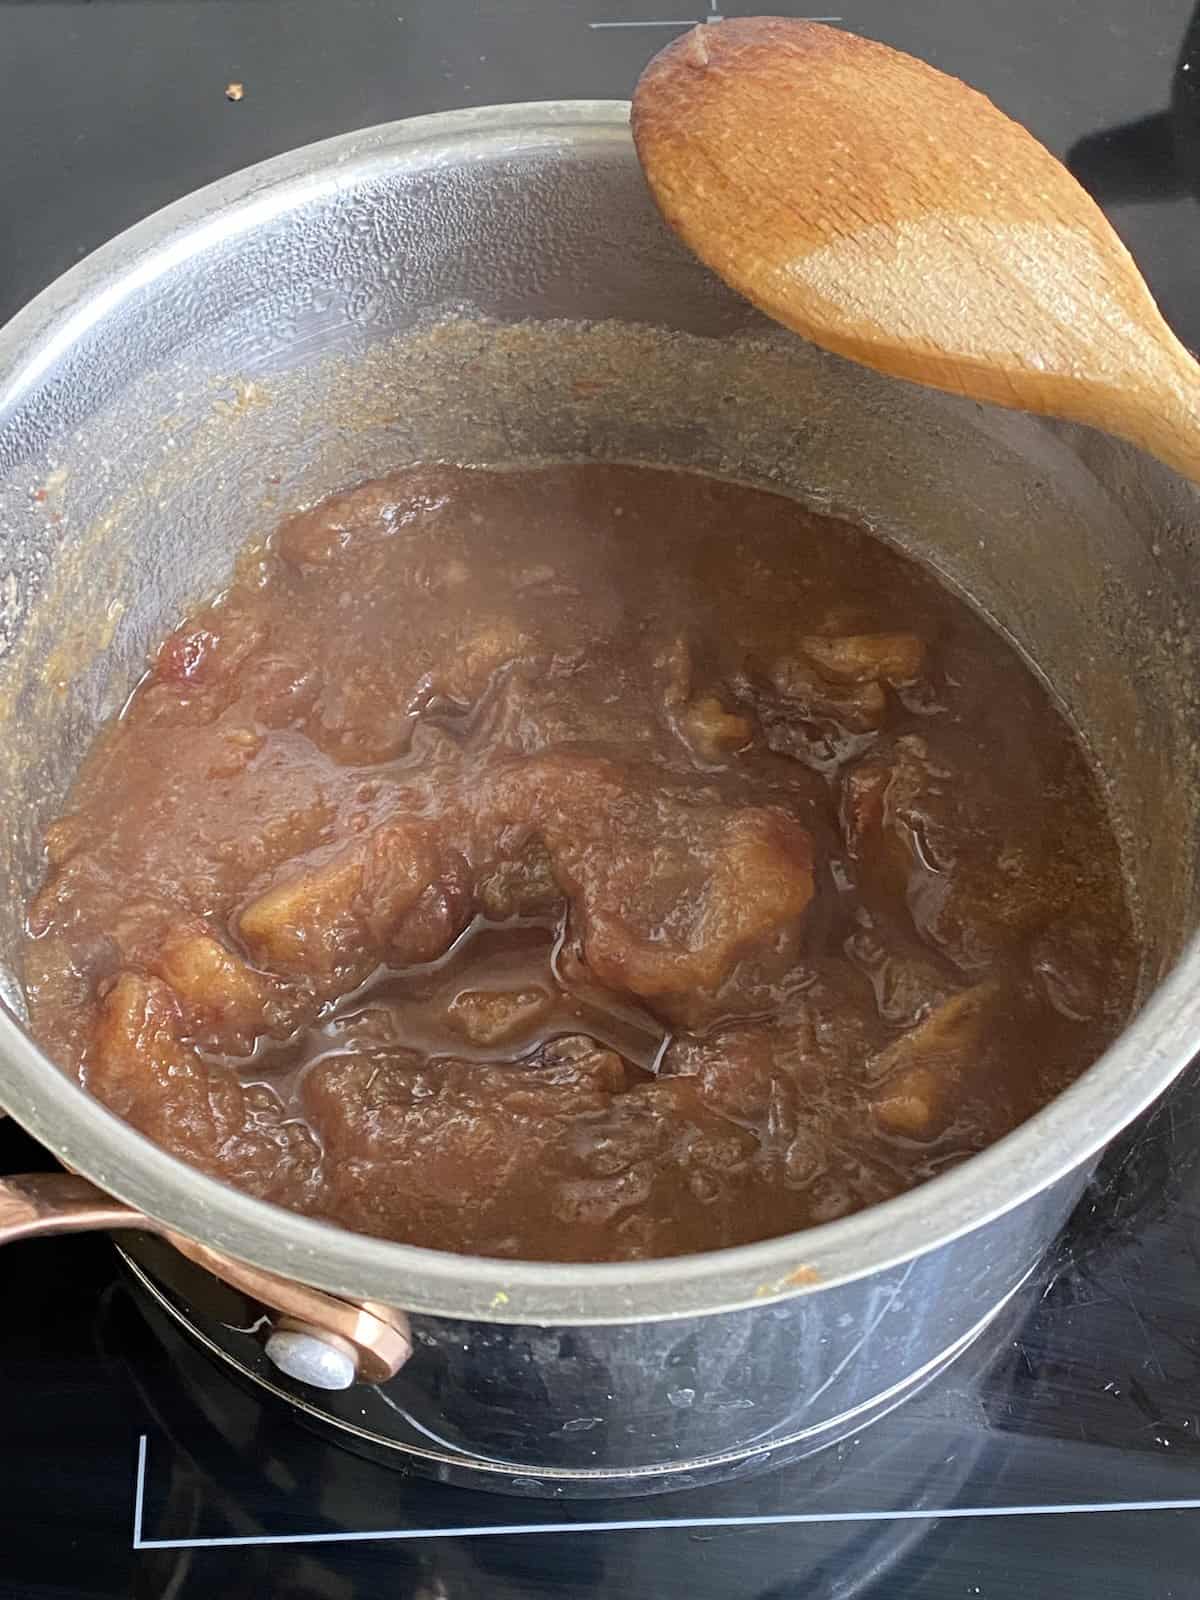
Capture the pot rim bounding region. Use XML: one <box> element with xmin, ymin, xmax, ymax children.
<box><xmin>1</xmin><ymin>101</ymin><xmax>1196</xmax><ymax>1325</ymax></box>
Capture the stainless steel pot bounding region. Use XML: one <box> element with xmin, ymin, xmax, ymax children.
<box><xmin>1</xmin><ymin>103</ymin><xmax>1199</xmax><ymax>1496</ymax></box>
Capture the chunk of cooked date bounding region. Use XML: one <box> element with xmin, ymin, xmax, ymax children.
<box><xmin>155</xmin><ymin>931</ymin><xmax>275</xmax><ymax>1043</ymax></box>
<box><xmin>668</xmin><ymin>1016</ymin><xmax>817</xmax><ymax>1126</ymax></box>
<box><xmin>238</xmin><ymin>817</ymin><xmax>447</xmax><ymax>983</ymax></box>
<box><xmin>476</xmin><ymin>839</ymin><xmax>562</xmax><ymax>920</ymax></box>
<box><xmin>482</xmin><ymin>655</ymin><xmax>666</xmax><ymax>758</ymax></box>
<box><xmin>556</xmin><ymin>1075</ymin><xmax>761</xmax><ymax>1249</ymax></box>
<box><xmin>276</xmin><ymin>480</ymin><xmax>441</xmax><ymax>567</ymax></box>
<box><xmin>844</xmin><ymin>917</ymin><xmax>956</xmax><ymax>1027</ymax></box>
<box><xmin>302</xmin><ymin>1045</ymin><xmax>626</xmax><ymax>1254</ymax></box>
<box><xmin>86</xmin><ymin>972</ymin><xmax>321</xmax><ymax>1200</ymax></box>
<box><xmin>841</xmin><ymin>735</ymin><xmax>1054</xmax><ymax>970</ymax></box>
<box><xmin>387</xmin><ymin>864</ymin><xmax>475</xmax><ymax>967</ymax></box>
<box><xmin>667</xmin><ymin>968</ymin><xmax>884</xmax><ymax>1153</ymax></box>
<box><xmin>868</xmin><ymin>982</ymin><xmax>1001</xmax><ymax>1140</ymax></box>
<box><xmin>437</xmin><ymin>619</ymin><xmax>532</xmax><ymax>705</ymax></box>
<box><xmin>840</xmin><ymin>736</ymin><xmax>935</xmax><ymax>880</ymax></box>
<box><xmin>764</xmin><ymin>654</ymin><xmax>887</xmax><ymax>732</ymax></box>
<box><xmin>152</xmin><ymin>604</ymin><xmax>266</xmax><ymax>690</ymax></box>
<box><xmin>307</xmin><ymin>661</ymin><xmax>420</xmax><ymax>764</ymax></box>
<box><xmin>802</xmin><ymin>960</ymin><xmax>887</xmax><ymax>1074</ymax></box>
<box><xmin>798</xmin><ymin>632</ymin><xmax>925</xmax><ymax>686</ymax></box>
<box><xmin>530</xmin><ymin>1033</ymin><xmax>631</xmax><ymax>1091</ymax></box>
<box><xmin>678</xmin><ymin>694</ymin><xmax>754</xmax><ymax>763</ymax></box>
<box><xmin>239</xmin><ymin>855</ymin><xmax>361</xmax><ymax>977</ymax></box>
<box><xmin>658</xmin><ymin>637</ymin><xmax>754</xmax><ymax>763</ymax></box>
<box><xmin>99</xmin><ymin>898</ymin><xmax>274</xmax><ymax>1040</ymax></box>
<box><xmin>305</xmin><ymin>614</ymin><xmax>532</xmax><ymax>766</ymax></box>
<box><xmin>579</xmin><ymin>805</ymin><xmax>813</xmax><ymax>999</ymax></box>
<box><xmin>205</xmin><ymin>725</ymin><xmax>266</xmax><ymax>779</ymax></box>
<box><xmin>871</xmin><ymin>1065</ymin><xmax>947</xmax><ymax>1139</ymax></box>
<box><xmin>301</xmin><ymin>1037</ymin><xmax>777</xmax><ymax>1259</ymax></box>
<box><xmin>446</xmin><ymin>986</ymin><xmax>553</xmax><ymax>1047</ymax></box>
<box><xmin>486</xmin><ymin>755</ymin><xmax>815</xmax><ymax>1000</ymax></box>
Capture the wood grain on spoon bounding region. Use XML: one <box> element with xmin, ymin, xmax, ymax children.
<box><xmin>632</xmin><ymin>17</ymin><xmax>1200</xmax><ymax>485</ymax></box>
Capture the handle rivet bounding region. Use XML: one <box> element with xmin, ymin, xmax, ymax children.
<box><xmin>264</xmin><ymin>1325</ymin><xmax>359</xmax><ymax>1390</ymax></box>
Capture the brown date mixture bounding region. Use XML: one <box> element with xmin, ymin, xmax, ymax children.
<box><xmin>23</xmin><ymin>464</ymin><xmax>1138</xmax><ymax>1261</ymax></box>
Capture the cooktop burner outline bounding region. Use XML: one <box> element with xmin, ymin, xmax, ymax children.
<box><xmin>129</xmin><ymin>1432</ymin><xmax>1200</xmax><ymax>1553</ymax></box>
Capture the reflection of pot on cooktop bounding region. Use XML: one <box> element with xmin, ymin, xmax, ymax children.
<box><xmin>105</xmin><ymin>1258</ymin><xmax>1007</xmax><ymax>1600</ymax></box>
<box><xmin>119</xmin><ymin>1221</ymin><xmax>1020</xmax><ymax>1498</ymax></box>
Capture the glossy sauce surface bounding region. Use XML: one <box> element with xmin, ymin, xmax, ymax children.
<box><xmin>23</xmin><ymin>465</ymin><xmax>1137</xmax><ymax>1260</ymax></box>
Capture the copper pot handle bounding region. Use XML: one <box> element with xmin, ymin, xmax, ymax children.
<box><xmin>0</xmin><ymin>1172</ymin><xmax>411</xmax><ymax>1382</ymax></box>
<box><xmin>0</xmin><ymin>1171</ymin><xmax>143</xmax><ymax>1239</ymax></box>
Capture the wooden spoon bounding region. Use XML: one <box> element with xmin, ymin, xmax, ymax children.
<box><xmin>632</xmin><ymin>17</ymin><xmax>1200</xmax><ymax>485</ymax></box>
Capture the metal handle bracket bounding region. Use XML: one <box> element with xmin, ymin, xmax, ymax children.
<box><xmin>0</xmin><ymin>1171</ymin><xmax>411</xmax><ymax>1383</ymax></box>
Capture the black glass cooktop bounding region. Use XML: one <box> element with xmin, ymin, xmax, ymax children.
<box><xmin>4</xmin><ymin>2</ymin><xmax>1200</xmax><ymax>1596</ymax></box>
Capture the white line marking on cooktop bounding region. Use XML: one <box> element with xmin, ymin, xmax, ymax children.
<box><xmin>133</xmin><ymin>1434</ymin><xmax>147</xmax><ymax>1550</ymax></box>
<box><xmin>131</xmin><ymin>1435</ymin><xmax>1200</xmax><ymax>1551</ymax></box>
<box><xmin>588</xmin><ymin>15</ymin><xmax>842</xmax><ymax>24</ymax></box>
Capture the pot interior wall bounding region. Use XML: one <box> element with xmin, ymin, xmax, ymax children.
<box><xmin>1</xmin><ymin>124</ymin><xmax>1197</xmax><ymax>1045</ymax></box>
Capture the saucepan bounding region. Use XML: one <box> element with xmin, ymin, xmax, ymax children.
<box><xmin>0</xmin><ymin>103</ymin><xmax>1198</xmax><ymax>1496</ymax></box>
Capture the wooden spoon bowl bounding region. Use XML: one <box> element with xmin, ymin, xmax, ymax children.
<box><xmin>632</xmin><ymin>18</ymin><xmax>1200</xmax><ymax>485</ymax></box>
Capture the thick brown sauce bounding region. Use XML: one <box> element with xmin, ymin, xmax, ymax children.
<box><xmin>23</xmin><ymin>464</ymin><xmax>1137</xmax><ymax>1261</ymax></box>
